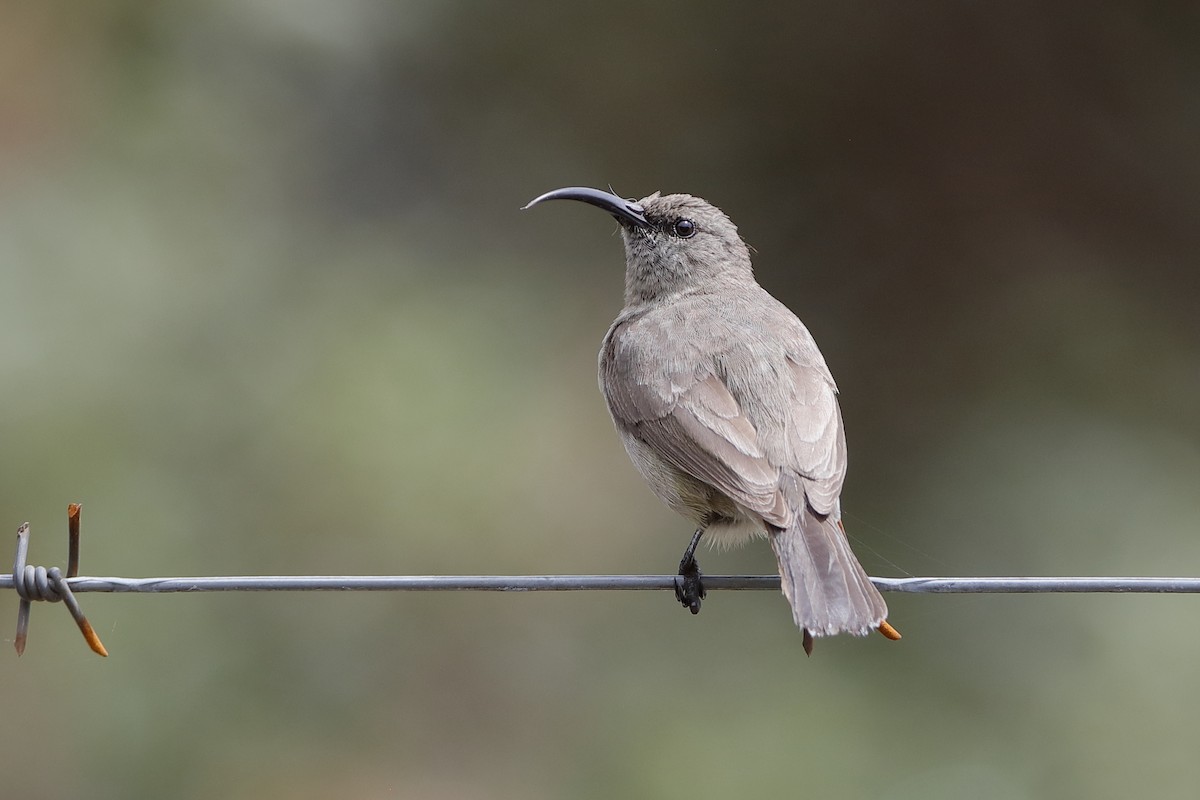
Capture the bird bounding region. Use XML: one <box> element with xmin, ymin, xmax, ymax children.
<box><xmin>524</xmin><ymin>187</ymin><xmax>900</xmax><ymax>654</ymax></box>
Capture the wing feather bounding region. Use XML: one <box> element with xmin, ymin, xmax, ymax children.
<box><xmin>783</xmin><ymin>358</ymin><xmax>846</xmax><ymax>514</ymax></box>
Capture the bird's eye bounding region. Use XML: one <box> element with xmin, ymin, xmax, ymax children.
<box><xmin>673</xmin><ymin>219</ymin><xmax>697</xmax><ymax>238</ymax></box>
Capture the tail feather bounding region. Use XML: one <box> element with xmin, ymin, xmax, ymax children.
<box><xmin>768</xmin><ymin>503</ymin><xmax>887</xmax><ymax>638</ymax></box>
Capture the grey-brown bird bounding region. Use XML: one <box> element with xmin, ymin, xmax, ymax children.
<box><xmin>524</xmin><ymin>187</ymin><xmax>900</xmax><ymax>653</ymax></box>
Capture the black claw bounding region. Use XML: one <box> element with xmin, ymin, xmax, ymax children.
<box><xmin>674</xmin><ymin>529</ymin><xmax>707</xmax><ymax>615</ymax></box>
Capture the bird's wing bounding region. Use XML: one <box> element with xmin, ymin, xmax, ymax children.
<box><xmin>623</xmin><ymin>372</ymin><xmax>792</xmax><ymax>528</ymax></box>
<box><xmin>603</xmin><ymin>324</ymin><xmax>846</xmax><ymax>524</ymax></box>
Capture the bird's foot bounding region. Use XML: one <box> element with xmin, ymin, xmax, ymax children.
<box><xmin>674</xmin><ymin>555</ymin><xmax>706</xmax><ymax>615</ymax></box>
<box><xmin>674</xmin><ymin>529</ymin><xmax>707</xmax><ymax>615</ymax></box>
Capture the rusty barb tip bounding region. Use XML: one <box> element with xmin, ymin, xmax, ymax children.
<box><xmin>878</xmin><ymin>620</ymin><xmax>902</xmax><ymax>641</ymax></box>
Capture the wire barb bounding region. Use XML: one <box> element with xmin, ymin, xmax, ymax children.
<box><xmin>10</xmin><ymin>506</ymin><xmax>108</xmax><ymax>657</ymax></box>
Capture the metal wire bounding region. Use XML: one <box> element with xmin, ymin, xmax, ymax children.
<box><xmin>4</xmin><ymin>574</ymin><xmax>1200</xmax><ymax>593</ymax></box>
<box><xmin>10</xmin><ymin>504</ymin><xmax>1200</xmax><ymax>658</ymax></box>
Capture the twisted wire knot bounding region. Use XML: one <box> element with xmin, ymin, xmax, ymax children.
<box><xmin>13</xmin><ymin>562</ymin><xmax>68</xmax><ymax>604</ymax></box>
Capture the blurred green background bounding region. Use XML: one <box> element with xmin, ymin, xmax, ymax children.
<box><xmin>3</xmin><ymin>2</ymin><xmax>1199</xmax><ymax>798</ymax></box>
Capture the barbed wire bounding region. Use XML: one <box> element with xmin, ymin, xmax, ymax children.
<box><xmin>7</xmin><ymin>574</ymin><xmax>1200</xmax><ymax>594</ymax></box>
<box><xmin>9</xmin><ymin>506</ymin><xmax>1200</xmax><ymax>657</ymax></box>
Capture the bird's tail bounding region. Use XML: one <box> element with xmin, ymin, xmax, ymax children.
<box><xmin>769</xmin><ymin>503</ymin><xmax>889</xmax><ymax>642</ymax></box>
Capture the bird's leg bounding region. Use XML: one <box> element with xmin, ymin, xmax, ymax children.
<box><xmin>674</xmin><ymin>528</ymin><xmax>707</xmax><ymax>615</ymax></box>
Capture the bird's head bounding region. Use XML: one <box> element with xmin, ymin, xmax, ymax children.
<box><xmin>524</xmin><ymin>187</ymin><xmax>753</xmax><ymax>305</ymax></box>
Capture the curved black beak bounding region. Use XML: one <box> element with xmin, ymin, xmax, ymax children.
<box><xmin>522</xmin><ymin>186</ymin><xmax>649</xmax><ymax>229</ymax></box>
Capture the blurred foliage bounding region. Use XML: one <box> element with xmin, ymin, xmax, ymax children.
<box><xmin>2</xmin><ymin>1</ymin><xmax>1199</xmax><ymax>798</ymax></box>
